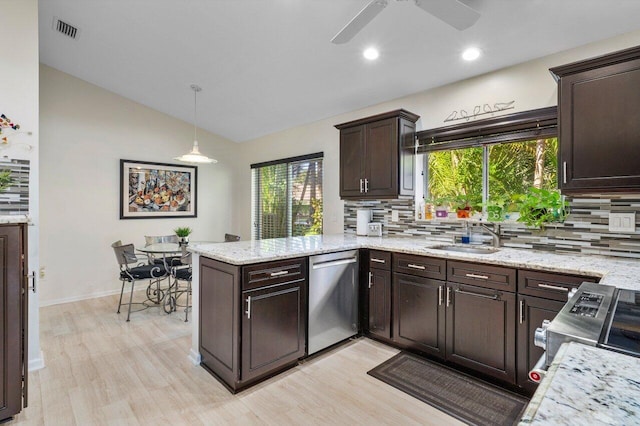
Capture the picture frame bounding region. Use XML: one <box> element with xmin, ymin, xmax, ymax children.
<box><xmin>120</xmin><ymin>159</ymin><xmax>197</xmax><ymax>219</ymax></box>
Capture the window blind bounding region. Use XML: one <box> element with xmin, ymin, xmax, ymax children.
<box><xmin>251</xmin><ymin>153</ymin><xmax>323</xmax><ymax>240</ymax></box>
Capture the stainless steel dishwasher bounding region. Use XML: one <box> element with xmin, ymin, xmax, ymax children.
<box><xmin>308</xmin><ymin>250</ymin><xmax>359</xmax><ymax>355</ymax></box>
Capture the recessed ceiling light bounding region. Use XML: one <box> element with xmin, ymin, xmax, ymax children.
<box><xmin>462</xmin><ymin>47</ymin><xmax>481</xmax><ymax>61</ymax></box>
<box><xmin>363</xmin><ymin>47</ymin><xmax>379</xmax><ymax>60</ymax></box>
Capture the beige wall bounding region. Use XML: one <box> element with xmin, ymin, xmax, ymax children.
<box><xmin>39</xmin><ymin>65</ymin><xmax>241</xmax><ymax>305</ymax></box>
<box><xmin>234</xmin><ymin>30</ymin><xmax>640</xmax><ymax>237</ymax></box>
<box><xmin>0</xmin><ymin>0</ymin><xmax>41</xmax><ymax>368</ymax></box>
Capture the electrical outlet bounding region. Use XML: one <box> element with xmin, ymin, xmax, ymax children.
<box><xmin>391</xmin><ymin>210</ymin><xmax>399</xmax><ymax>222</ymax></box>
<box><xmin>39</xmin><ymin>266</ymin><xmax>45</xmax><ymax>279</ymax></box>
<box><xmin>609</xmin><ymin>212</ymin><xmax>636</xmax><ymax>233</ymax></box>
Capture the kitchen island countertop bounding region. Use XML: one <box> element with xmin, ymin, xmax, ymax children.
<box><xmin>189</xmin><ymin>234</ymin><xmax>640</xmax><ymax>291</ymax></box>
<box><xmin>519</xmin><ymin>342</ymin><xmax>640</xmax><ymax>425</ymax></box>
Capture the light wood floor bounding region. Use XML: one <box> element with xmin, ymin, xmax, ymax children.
<box><xmin>10</xmin><ymin>293</ymin><xmax>462</xmax><ymax>426</ymax></box>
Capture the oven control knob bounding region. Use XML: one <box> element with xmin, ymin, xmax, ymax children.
<box><xmin>534</xmin><ymin>319</ymin><xmax>551</xmax><ymax>350</ymax></box>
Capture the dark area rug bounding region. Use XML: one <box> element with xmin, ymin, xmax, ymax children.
<box><xmin>367</xmin><ymin>352</ymin><xmax>529</xmax><ymax>426</ymax></box>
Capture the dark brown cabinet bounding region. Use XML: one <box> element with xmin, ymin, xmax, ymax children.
<box><xmin>446</xmin><ymin>282</ymin><xmax>516</xmax><ymax>384</ymax></box>
<box><xmin>516</xmin><ymin>269</ymin><xmax>598</xmax><ymax>394</ymax></box>
<box><xmin>336</xmin><ymin>109</ymin><xmax>419</xmax><ymax>199</ymax></box>
<box><xmin>367</xmin><ymin>251</ymin><xmax>392</xmax><ymax>340</ymax></box>
<box><xmin>199</xmin><ymin>257</ymin><xmax>306</xmax><ymax>392</ymax></box>
<box><xmin>0</xmin><ymin>224</ymin><xmax>28</xmax><ymax>422</ymax></box>
<box><xmin>551</xmin><ymin>45</ymin><xmax>640</xmax><ymax>192</ymax></box>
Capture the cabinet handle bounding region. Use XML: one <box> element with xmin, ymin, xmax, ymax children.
<box><xmin>270</xmin><ymin>270</ymin><xmax>289</xmax><ymax>277</ymax></box>
<box><xmin>245</xmin><ymin>296</ymin><xmax>251</xmax><ymax>319</ymax></box>
<box><xmin>563</xmin><ymin>161</ymin><xmax>567</xmax><ymax>184</ymax></box>
<box><xmin>368</xmin><ymin>272</ymin><xmax>373</xmax><ymax>289</ymax></box>
<box><xmin>446</xmin><ymin>286</ymin><xmax>451</xmax><ymax>307</ymax></box>
<box><xmin>519</xmin><ymin>299</ymin><xmax>525</xmax><ymax>324</ymax></box>
<box><xmin>455</xmin><ymin>288</ymin><xmax>500</xmax><ymax>301</ymax></box>
<box><xmin>371</xmin><ymin>258</ymin><xmax>386</xmax><ymax>264</ymax></box>
<box><xmin>364</xmin><ymin>178</ymin><xmax>369</xmax><ymax>193</ymax></box>
<box><xmin>407</xmin><ymin>264</ymin><xmax>426</xmax><ymax>270</ymax></box>
<box><xmin>26</xmin><ymin>271</ymin><xmax>36</xmax><ymax>293</ymax></box>
<box><xmin>465</xmin><ymin>273</ymin><xmax>489</xmax><ymax>280</ymax></box>
<box><xmin>360</xmin><ymin>178</ymin><xmax>364</xmax><ymax>193</ymax></box>
<box><xmin>438</xmin><ymin>285</ymin><xmax>443</xmax><ymax>306</ymax></box>
<box><xmin>537</xmin><ymin>283</ymin><xmax>569</xmax><ymax>292</ymax></box>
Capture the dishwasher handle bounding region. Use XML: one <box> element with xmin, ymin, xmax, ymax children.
<box><xmin>311</xmin><ymin>257</ymin><xmax>358</xmax><ymax>270</ymax></box>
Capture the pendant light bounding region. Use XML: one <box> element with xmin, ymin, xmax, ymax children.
<box><xmin>174</xmin><ymin>84</ymin><xmax>217</xmax><ymax>164</ymax></box>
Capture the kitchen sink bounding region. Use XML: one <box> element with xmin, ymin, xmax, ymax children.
<box><xmin>430</xmin><ymin>244</ymin><xmax>500</xmax><ymax>254</ymax></box>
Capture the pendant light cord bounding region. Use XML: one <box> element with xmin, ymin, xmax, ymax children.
<box><xmin>191</xmin><ymin>84</ymin><xmax>201</xmax><ymax>143</ymax></box>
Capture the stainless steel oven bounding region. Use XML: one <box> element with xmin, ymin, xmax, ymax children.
<box><xmin>529</xmin><ymin>281</ymin><xmax>640</xmax><ymax>383</ymax></box>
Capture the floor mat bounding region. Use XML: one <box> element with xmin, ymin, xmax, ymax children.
<box><xmin>367</xmin><ymin>352</ymin><xmax>529</xmax><ymax>426</ymax></box>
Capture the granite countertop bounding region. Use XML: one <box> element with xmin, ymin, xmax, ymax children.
<box><xmin>190</xmin><ymin>234</ymin><xmax>640</xmax><ymax>291</ymax></box>
<box><xmin>519</xmin><ymin>342</ymin><xmax>640</xmax><ymax>425</ymax></box>
<box><xmin>0</xmin><ymin>215</ymin><xmax>30</xmax><ymax>224</ymax></box>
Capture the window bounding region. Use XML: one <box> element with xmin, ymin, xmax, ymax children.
<box><xmin>417</xmin><ymin>107</ymin><xmax>558</xmax><ymax>211</ymax></box>
<box><xmin>251</xmin><ymin>153</ymin><xmax>323</xmax><ymax>240</ymax></box>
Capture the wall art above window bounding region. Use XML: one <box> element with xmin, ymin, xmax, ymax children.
<box><xmin>120</xmin><ymin>159</ymin><xmax>197</xmax><ymax>219</ymax></box>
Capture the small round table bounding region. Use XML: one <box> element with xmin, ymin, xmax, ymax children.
<box><xmin>137</xmin><ymin>243</ymin><xmax>184</xmax><ymax>305</ymax></box>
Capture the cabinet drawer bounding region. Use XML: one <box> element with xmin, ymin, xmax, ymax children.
<box><xmin>242</xmin><ymin>258</ymin><xmax>307</xmax><ymax>291</ymax></box>
<box><xmin>518</xmin><ymin>269</ymin><xmax>598</xmax><ymax>301</ymax></box>
<box><xmin>369</xmin><ymin>250</ymin><xmax>391</xmax><ymax>270</ymax></box>
<box><xmin>447</xmin><ymin>261</ymin><xmax>516</xmax><ymax>292</ymax></box>
<box><xmin>393</xmin><ymin>253</ymin><xmax>446</xmax><ymax>280</ymax></box>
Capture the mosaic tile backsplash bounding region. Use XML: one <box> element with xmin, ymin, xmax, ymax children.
<box><xmin>344</xmin><ymin>195</ymin><xmax>640</xmax><ymax>259</ymax></box>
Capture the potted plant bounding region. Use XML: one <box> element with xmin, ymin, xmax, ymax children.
<box><xmin>516</xmin><ymin>188</ymin><xmax>567</xmax><ymax>229</ymax></box>
<box><xmin>484</xmin><ymin>197</ymin><xmax>506</xmax><ymax>222</ymax></box>
<box><xmin>427</xmin><ymin>197</ymin><xmax>450</xmax><ymax>218</ymax></box>
<box><xmin>174</xmin><ymin>226</ymin><xmax>192</xmax><ymax>245</ymax></box>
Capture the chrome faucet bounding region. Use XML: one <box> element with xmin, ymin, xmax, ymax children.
<box><xmin>479</xmin><ymin>223</ymin><xmax>501</xmax><ymax>248</ymax></box>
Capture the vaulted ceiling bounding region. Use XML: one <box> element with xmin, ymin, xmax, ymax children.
<box><xmin>39</xmin><ymin>0</ymin><xmax>640</xmax><ymax>142</ymax></box>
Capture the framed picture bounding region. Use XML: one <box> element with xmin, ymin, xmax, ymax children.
<box><xmin>120</xmin><ymin>159</ymin><xmax>197</xmax><ymax>219</ymax></box>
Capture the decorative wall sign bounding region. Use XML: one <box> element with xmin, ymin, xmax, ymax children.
<box><xmin>120</xmin><ymin>159</ymin><xmax>197</xmax><ymax>219</ymax></box>
<box><xmin>444</xmin><ymin>101</ymin><xmax>515</xmax><ymax>122</ymax></box>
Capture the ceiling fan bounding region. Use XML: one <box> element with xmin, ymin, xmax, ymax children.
<box><xmin>331</xmin><ymin>0</ymin><xmax>480</xmax><ymax>44</ymax></box>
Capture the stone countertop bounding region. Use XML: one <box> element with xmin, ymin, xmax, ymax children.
<box><xmin>519</xmin><ymin>342</ymin><xmax>640</xmax><ymax>425</ymax></box>
<box><xmin>189</xmin><ymin>234</ymin><xmax>640</xmax><ymax>291</ymax></box>
<box><xmin>0</xmin><ymin>215</ymin><xmax>29</xmax><ymax>224</ymax></box>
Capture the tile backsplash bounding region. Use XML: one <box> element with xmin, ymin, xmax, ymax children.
<box><xmin>344</xmin><ymin>194</ymin><xmax>640</xmax><ymax>259</ymax></box>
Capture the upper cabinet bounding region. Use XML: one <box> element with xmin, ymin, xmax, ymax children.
<box><xmin>551</xmin><ymin>45</ymin><xmax>640</xmax><ymax>193</ymax></box>
<box><xmin>336</xmin><ymin>109</ymin><xmax>419</xmax><ymax>199</ymax></box>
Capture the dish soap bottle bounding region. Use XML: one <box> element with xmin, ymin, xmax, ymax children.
<box><xmin>461</xmin><ymin>222</ymin><xmax>470</xmax><ymax>244</ymax></box>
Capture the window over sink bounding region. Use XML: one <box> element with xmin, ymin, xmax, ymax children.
<box><xmin>251</xmin><ymin>153</ymin><xmax>323</xmax><ymax>240</ymax></box>
<box><xmin>416</xmin><ymin>107</ymin><xmax>558</xmax><ymax>217</ymax></box>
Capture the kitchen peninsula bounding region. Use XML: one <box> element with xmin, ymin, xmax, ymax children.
<box><xmin>187</xmin><ymin>234</ymin><xmax>640</xmax><ymax>410</ymax></box>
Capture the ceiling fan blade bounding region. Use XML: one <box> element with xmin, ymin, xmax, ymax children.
<box><xmin>413</xmin><ymin>0</ymin><xmax>480</xmax><ymax>31</ymax></box>
<box><xmin>331</xmin><ymin>0</ymin><xmax>389</xmax><ymax>44</ymax></box>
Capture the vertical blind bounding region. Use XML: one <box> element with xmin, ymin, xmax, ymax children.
<box><xmin>251</xmin><ymin>153</ymin><xmax>323</xmax><ymax>240</ymax></box>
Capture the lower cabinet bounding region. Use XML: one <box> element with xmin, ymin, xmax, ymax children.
<box><xmin>516</xmin><ymin>295</ymin><xmax>565</xmax><ymax>394</ymax></box>
<box><xmin>199</xmin><ymin>256</ymin><xmax>306</xmax><ymax>392</ymax></box>
<box><xmin>368</xmin><ymin>267</ymin><xmax>392</xmax><ymax>340</ymax></box>
<box><xmin>393</xmin><ymin>272</ymin><xmax>445</xmax><ymax>358</ymax></box>
<box><xmin>446</xmin><ymin>282</ymin><xmax>516</xmax><ymax>384</ymax></box>
<box><xmin>0</xmin><ymin>224</ymin><xmax>28</xmax><ymax>422</ymax></box>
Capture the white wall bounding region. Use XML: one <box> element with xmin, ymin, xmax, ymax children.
<box><xmin>0</xmin><ymin>0</ymin><xmax>42</xmax><ymax>369</ymax></box>
<box><xmin>234</xmin><ymin>30</ymin><xmax>640</xmax><ymax>237</ymax></box>
<box><xmin>39</xmin><ymin>65</ymin><xmax>240</xmax><ymax>306</ymax></box>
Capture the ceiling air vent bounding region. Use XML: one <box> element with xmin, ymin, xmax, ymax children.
<box><xmin>52</xmin><ymin>17</ymin><xmax>79</xmax><ymax>39</ymax></box>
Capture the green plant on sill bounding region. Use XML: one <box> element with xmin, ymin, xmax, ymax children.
<box><xmin>0</xmin><ymin>170</ymin><xmax>12</xmax><ymax>192</ymax></box>
<box><xmin>173</xmin><ymin>227</ymin><xmax>192</xmax><ymax>237</ymax></box>
<box><xmin>515</xmin><ymin>187</ymin><xmax>567</xmax><ymax>229</ymax></box>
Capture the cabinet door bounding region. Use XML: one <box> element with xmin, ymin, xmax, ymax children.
<box><xmin>339</xmin><ymin>125</ymin><xmax>366</xmax><ymax>198</ymax></box>
<box><xmin>558</xmin><ymin>56</ymin><xmax>640</xmax><ymax>192</ymax></box>
<box><xmin>446</xmin><ymin>283</ymin><xmax>516</xmax><ymax>384</ymax></box>
<box><xmin>241</xmin><ymin>282</ymin><xmax>305</xmax><ymax>383</ymax></box>
<box><xmin>393</xmin><ymin>273</ymin><xmax>445</xmax><ymax>359</ymax></box>
<box><xmin>364</xmin><ymin>118</ymin><xmax>398</xmax><ymax>197</ymax></box>
<box><xmin>0</xmin><ymin>225</ymin><xmax>24</xmax><ymax>421</ymax></box>
<box><xmin>199</xmin><ymin>258</ymin><xmax>240</xmax><ymax>389</ymax></box>
<box><xmin>368</xmin><ymin>268</ymin><xmax>391</xmax><ymax>340</ymax></box>
<box><xmin>516</xmin><ymin>295</ymin><xmax>564</xmax><ymax>394</ymax></box>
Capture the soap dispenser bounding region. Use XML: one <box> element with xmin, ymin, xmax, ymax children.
<box><xmin>461</xmin><ymin>222</ymin><xmax>470</xmax><ymax>244</ymax></box>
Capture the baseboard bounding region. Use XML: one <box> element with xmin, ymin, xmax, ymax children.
<box><xmin>28</xmin><ymin>350</ymin><xmax>45</xmax><ymax>371</ymax></box>
<box><xmin>39</xmin><ymin>288</ymin><xmax>138</xmax><ymax>307</ymax></box>
<box><xmin>188</xmin><ymin>348</ymin><xmax>201</xmax><ymax>365</ymax></box>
